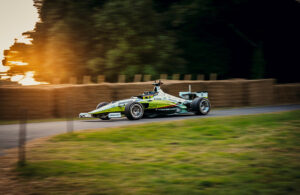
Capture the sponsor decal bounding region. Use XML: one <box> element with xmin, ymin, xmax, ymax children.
<box><xmin>108</xmin><ymin>113</ymin><xmax>122</xmax><ymax>118</ymax></box>
<box><xmin>157</xmin><ymin>104</ymin><xmax>177</xmax><ymax>109</ymax></box>
<box><xmin>157</xmin><ymin>108</ymin><xmax>177</xmax><ymax>111</ymax></box>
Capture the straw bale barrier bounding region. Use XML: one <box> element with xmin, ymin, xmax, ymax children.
<box><xmin>0</xmin><ymin>79</ymin><xmax>299</xmax><ymax>120</ymax></box>
<box><xmin>274</xmin><ymin>83</ymin><xmax>300</xmax><ymax>104</ymax></box>
<box><xmin>0</xmin><ymin>87</ymin><xmax>54</xmax><ymax>120</ymax></box>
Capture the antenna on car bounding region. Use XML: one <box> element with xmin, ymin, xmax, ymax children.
<box><xmin>152</xmin><ymin>80</ymin><xmax>163</xmax><ymax>92</ymax></box>
<box><xmin>152</xmin><ymin>80</ymin><xmax>163</xmax><ymax>86</ymax></box>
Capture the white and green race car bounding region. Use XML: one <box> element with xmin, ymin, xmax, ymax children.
<box><xmin>79</xmin><ymin>80</ymin><xmax>210</xmax><ymax>120</ymax></box>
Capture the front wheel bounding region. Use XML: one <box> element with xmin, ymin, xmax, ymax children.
<box><xmin>191</xmin><ymin>98</ymin><xmax>210</xmax><ymax>115</ymax></box>
<box><xmin>125</xmin><ymin>102</ymin><xmax>144</xmax><ymax>120</ymax></box>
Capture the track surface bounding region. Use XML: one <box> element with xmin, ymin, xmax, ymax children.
<box><xmin>1</xmin><ymin>104</ymin><xmax>300</xmax><ymax>155</ymax></box>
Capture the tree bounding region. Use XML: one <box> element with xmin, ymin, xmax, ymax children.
<box><xmin>91</xmin><ymin>0</ymin><xmax>184</xmax><ymax>81</ymax></box>
<box><xmin>4</xmin><ymin>40</ymin><xmax>35</xmax><ymax>75</ymax></box>
<box><xmin>3</xmin><ymin>0</ymin><xmax>300</xmax><ymax>83</ymax></box>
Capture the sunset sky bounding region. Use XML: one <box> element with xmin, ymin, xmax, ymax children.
<box><xmin>0</xmin><ymin>0</ymin><xmax>38</xmax><ymax>72</ymax></box>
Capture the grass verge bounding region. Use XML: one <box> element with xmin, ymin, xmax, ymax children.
<box><xmin>14</xmin><ymin>111</ymin><xmax>300</xmax><ymax>194</ymax></box>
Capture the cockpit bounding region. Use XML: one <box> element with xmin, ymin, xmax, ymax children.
<box><xmin>134</xmin><ymin>91</ymin><xmax>156</xmax><ymax>99</ymax></box>
<box><xmin>143</xmin><ymin>91</ymin><xmax>156</xmax><ymax>95</ymax></box>
<box><xmin>135</xmin><ymin>80</ymin><xmax>163</xmax><ymax>99</ymax></box>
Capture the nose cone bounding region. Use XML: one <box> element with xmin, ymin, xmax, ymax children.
<box><xmin>88</xmin><ymin>110</ymin><xmax>98</xmax><ymax>114</ymax></box>
<box><xmin>88</xmin><ymin>106</ymin><xmax>107</xmax><ymax>114</ymax></box>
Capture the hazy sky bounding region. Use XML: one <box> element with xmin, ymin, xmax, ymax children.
<box><xmin>0</xmin><ymin>0</ymin><xmax>38</xmax><ymax>71</ymax></box>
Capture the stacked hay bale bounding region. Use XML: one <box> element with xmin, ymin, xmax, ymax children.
<box><xmin>113</xmin><ymin>82</ymin><xmax>153</xmax><ymax>100</ymax></box>
<box><xmin>222</xmin><ymin>80</ymin><xmax>248</xmax><ymax>107</ymax></box>
<box><xmin>205</xmin><ymin>81</ymin><xmax>228</xmax><ymax>107</ymax></box>
<box><xmin>0</xmin><ymin>86</ymin><xmax>54</xmax><ymax>120</ymax></box>
<box><xmin>163</xmin><ymin>81</ymin><xmax>208</xmax><ymax>96</ymax></box>
<box><xmin>1</xmin><ymin>79</ymin><xmax>297</xmax><ymax>121</ymax></box>
<box><xmin>163</xmin><ymin>80</ymin><xmax>244</xmax><ymax>107</ymax></box>
<box><xmin>53</xmin><ymin>84</ymin><xmax>114</xmax><ymax>118</ymax></box>
<box><xmin>246</xmin><ymin>79</ymin><xmax>275</xmax><ymax>106</ymax></box>
<box><xmin>274</xmin><ymin>83</ymin><xmax>300</xmax><ymax>104</ymax></box>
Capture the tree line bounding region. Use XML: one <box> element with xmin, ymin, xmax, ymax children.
<box><xmin>3</xmin><ymin>0</ymin><xmax>300</xmax><ymax>83</ymax></box>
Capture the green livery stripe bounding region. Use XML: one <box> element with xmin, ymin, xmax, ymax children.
<box><xmin>93</xmin><ymin>106</ymin><xmax>125</xmax><ymax>114</ymax></box>
<box><xmin>141</xmin><ymin>100</ymin><xmax>176</xmax><ymax>109</ymax></box>
<box><xmin>92</xmin><ymin>100</ymin><xmax>176</xmax><ymax>114</ymax></box>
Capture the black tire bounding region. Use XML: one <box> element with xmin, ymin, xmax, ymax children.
<box><xmin>96</xmin><ymin>102</ymin><xmax>110</xmax><ymax>120</ymax></box>
<box><xmin>96</xmin><ymin>102</ymin><xmax>108</xmax><ymax>109</ymax></box>
<box><xmin>191</xmin><ymin>97</ymin><xmax>210</xmax><ymax>115</ymax></box>
<box><xmin>124</xmin><ymin>102</ymin><xmax>144</xmax><ymax>120</ymax></box>
<box><xmin>99</xmin><ymin>115</ymin><xmax>110</xmax><ymax>120</ymax></box>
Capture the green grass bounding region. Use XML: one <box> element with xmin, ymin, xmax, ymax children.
<box><xmin>16</xmin><ymin>111</ymin><xmax>300</xmax><ymax>195</ymax></box>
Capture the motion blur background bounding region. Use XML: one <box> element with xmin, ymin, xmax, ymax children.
<box><xmin>1</xmin><ymin>0</ymin><xmax>300</xmax><ymax>84</ymax></box>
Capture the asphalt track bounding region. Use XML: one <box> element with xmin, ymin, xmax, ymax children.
<box><xmin>0</xmin><ymin>104</ymin><xmax>300</xmax><ymax>155</ymax></box>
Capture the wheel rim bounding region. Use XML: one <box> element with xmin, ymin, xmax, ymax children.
<box><xmin>199</xmin><ymin>99</ymin><xmax>209</xmax><ymax>113</ymax></box>
<box><xmin>131</xmin><ymin>104</ymin><xmax>143</xmax><ymax>118</ymax></box>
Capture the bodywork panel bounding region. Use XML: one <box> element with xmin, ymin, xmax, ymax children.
<box><xmin>89</xmin><ymin>99</ymin><xmax>177</xmax><ymax>115</ymax></box>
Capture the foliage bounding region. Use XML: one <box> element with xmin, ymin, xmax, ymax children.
<box><xmin>3</xmin><ymin>41</ymin><xmax>34</xmax><ymax>74</ymax></box>
<box><xmin>92</xmin><ymin>0</ymin><xmax>185</xmax><ymax>80</ymax></box>
<box><xmin>3</xmin><ymin>0</ymin><xmax>300</xmax><ymax>82</ymax></box>
<box><xmin>251</xmin><ymin>43</ymin><xmax>265</xmax><ymax>79</ymax></box>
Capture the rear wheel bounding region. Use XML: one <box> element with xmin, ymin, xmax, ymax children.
<box><xmin>96</xmin><ymin>102</ymin><xmax>110</xmax><ymax>120</ymax></box>
<box><xmin>191</xmin><ymin>98</ymin><xmax>210</xmax><ymax>115</ymax></box>
<box><xmin>125</xmin><ymin>102</ymin><xmax>144</xmax><ymax>120</ymax></box>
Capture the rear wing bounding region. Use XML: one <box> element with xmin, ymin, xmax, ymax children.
<box><xmin>179</xmin><ymin>91</ymin><xmax>208</xmax><ymax>100</ymax></box>
<box><xmin>179</xmin><ymin>84</ymin><xmax>208</xmax><ymax>100</ymax></box>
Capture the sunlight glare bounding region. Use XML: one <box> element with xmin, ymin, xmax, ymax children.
<box><xmin>0</xmin><ymin>75</ymin><xmax>10</xmax><ymax>80</ymax></box>
<box><xmin>10</xmin><ymin>74</ymin><xmax>24</xmax><ymax>82</ymax></box>
<box><xmin>8</xmin><ymin>61</ymin><xmax>29</xmax><ymax>66</ymax></box>
<box><xmin>18</xmin><ymin>71</ymin><xmax>48</xmax><ymax>86</ymax></box>
<box><xmin>0</xmin><ymin>65</ymin><xmax>10</xmax><ymax>72</ymax></box>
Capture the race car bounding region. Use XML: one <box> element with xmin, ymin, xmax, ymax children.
<box><xmin>79</xmin><ymin>80</ymin><xmax>210</xmax><ymax>120</ymax></box>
